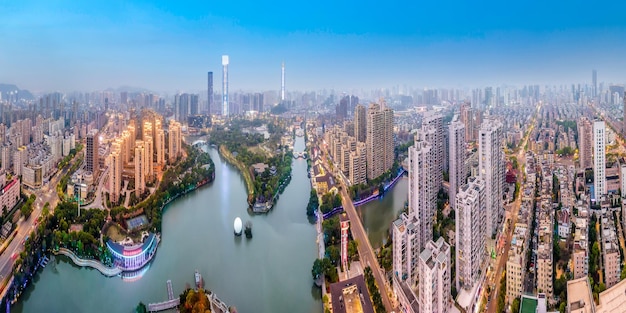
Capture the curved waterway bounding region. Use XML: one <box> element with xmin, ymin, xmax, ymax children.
<box><xmin>14</xmin><ymin>136</ymin><xmax>322</xmax><ymax>313</ymax></box>
<box><xmin>356</xmin><ymin>177</ymin><xmax>408</xmax><ymax>250</ymax></box>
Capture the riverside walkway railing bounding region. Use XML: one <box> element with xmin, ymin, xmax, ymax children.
<box><xmin>55</xmin><ymin>248</ymin><xmax>122</xmax><ymax>277</ymax></box>
<box><xmin>321</xmin><ymin>168</ymin><xmax>406</xmax><ymax>220</ymax></box>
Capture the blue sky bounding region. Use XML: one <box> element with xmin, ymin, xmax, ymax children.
<box><xmin>1</xmin><ymin>0</ymin><xmax>626</xmax><ymax>93</ymax></box>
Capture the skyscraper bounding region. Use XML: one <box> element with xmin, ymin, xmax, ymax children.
<box><xmin>86</xmin><ymin>130</ymin><xmax>99</xmax><ymax>178</ymax></box>
<box><xmin>455</xmin><ymin>177</ymin><xmax>486</xmax><ymax>292</ymax></box>
<box><xmin>593</xmin><ymin>120</ymin><xmax>606</xmax><ymax>201</ymax></box>
<box><xmin>592</xmin><ymin>69</ymin><xmax>597</xmax><ymax>98</ymax></box>
<box><xmin>365</xmin><ymin>103</ymin><xmax>394</xmax><ymax>180</ymax></box>
<box><xmin>190</xmin><ymin>94</ymin><xmax>199</xmax><ymax>116</ymax></box>
<box><xmin>207</xmin><ymin>71</ymin><xmax>213</xmax><ymax>115</ymax></box>
<box><xmin>222</xmin><ymin>55</ymin><xmax>229</xmax><ymax>117</ymax></box>
<box><xmin>479</xmin><ymin>118</ymin><xmax>505</xmax><ymax>238</ymax></box>
<box><xmin>448</xmin><ymin>119</ymin><xmax>466</xmax><ymax>210</ymax></box>
<box><xmin>281</xmin><ymin>61</ymin><xmax>285</xmax><ymax>101</ymax></box>
<box><xmin>354</xmin><ymin>104</ymin><xmax>366</xmax><ymax>143</ymax></box>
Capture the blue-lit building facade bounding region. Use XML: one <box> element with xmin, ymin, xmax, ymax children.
<box><xmin>106</xmin><ymin>233</ymin><xmax>158</xmax><ymax>271</ymax></box>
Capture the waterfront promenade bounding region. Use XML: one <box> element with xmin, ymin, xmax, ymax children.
<box><xmin>55</xmin><ymin>248</ymin><xmax>121</xmax><ymax>277</ymax></box>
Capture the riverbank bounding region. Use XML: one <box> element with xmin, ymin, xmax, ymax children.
<box><xmin>14</xmin><ymin>138</ymin><xmax>320</xmax><ymax>313</ymax></box>
<box><xmin>219</xmin><ymin>145</ymin><xmax>255</xmax><ymax>204</ymax></box>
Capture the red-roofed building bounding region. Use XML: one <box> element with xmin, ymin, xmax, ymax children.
<box><xmin>0</xmin><ymin>176</ymin><xmax>20</xmax><ymax>213</ymax></box>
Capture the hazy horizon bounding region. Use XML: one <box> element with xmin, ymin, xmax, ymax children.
<box><xmin>2</xmin><ymin>1</ymin><xmax>626</xmax><ymax>94</ymax></box>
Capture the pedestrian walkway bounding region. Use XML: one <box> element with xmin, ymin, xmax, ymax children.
<box><xmin>55</xmin><ymin>248</ymin><xmax>121</xmax><ymax>277</ymax></box>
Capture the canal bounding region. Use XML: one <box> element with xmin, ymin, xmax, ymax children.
<box><xmin>356</xmin><ymin>177</ymin><xmax>408</xmax><ymax>250</ymax></box>
<box><xmin>14</xmin><ymin>136</ymin><xmax>322</xmax><ymax>313</ymax></box>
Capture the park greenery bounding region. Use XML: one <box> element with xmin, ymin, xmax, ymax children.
<box><xmin>364</xmin><ymin>266</ymin><xmax>386</xmax><ymax>313</ymax></box>
<box><xmin>312</xmin><ymin>257</ymin><xmax>338</xmax><ymax>284</ymax></box>
<box><xmin>57</xmin><ymin>155</ymin><xmax>84</xmax><ymax>199</ymax></box>
<box><xmin>110</xmin><ymin>143</ymin><xmax>215</xmax><ymax>233</ymax></box>
<box><xmin>210</xmin><ymin>118</ymin><xmax>293</xmax><ymax>207</ymax></box>
<box><xmin>306</xmin><ymin>190</ymin><xmax>319</xmax><ymax>217</ymax></box>
<box><xmin>556</xmin><ymin>146</ymin><xmax>574</xmax><ymax>156</ymax></box>
<box><xmin>320</xmin><ymin>192</ymin><xmax>342</xmax><ymax>214</ymax></box>
<box><xmin>10</xmin><ymin>200</ymin><xmax>113</xmax><ymax>300</ymax></box>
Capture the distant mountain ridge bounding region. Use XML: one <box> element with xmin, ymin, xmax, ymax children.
<box><xmin>0</xmin><ymin>84</ymin><xmax>34</xmax><ymax>100</ymax></box>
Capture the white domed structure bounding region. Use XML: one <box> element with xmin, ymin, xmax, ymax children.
<box><xmin>234</xmin><ymin>217</ymin><xmax>243</xmax><ymax>236</ymax></box>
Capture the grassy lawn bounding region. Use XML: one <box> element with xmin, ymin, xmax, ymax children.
<box><xmin>105</xmin><ymin>223</ymin><xmax>127</xmax><ymax>242</ymax></box>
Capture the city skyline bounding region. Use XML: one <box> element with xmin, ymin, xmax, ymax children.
<box><xmin>2</xmin><ymin>1</ymin><xmax>626</xmax><ymax>93</ymax></box>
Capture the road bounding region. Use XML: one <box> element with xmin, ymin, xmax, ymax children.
<box><xmin>339</xmin><ymin>182</ymin><xmax>394</xmax><ymax>312</ymax></box>
<box><xmin>317</xmin><ymin>138</ymin><xmax>394</xmax><ymax>312</ymax></box>
<box><xmin>0</xmin><ymin>152</ymin><xmax>80</xmax><ymax>296</ymax></box>
<box><xmin>486</xmin><ymin>115</ymin><xmax>536</xmax><ymax>313</ymax></box>
<box><xmin>84</xmin><ymin>166</ymin><xmax>108</xmax><ymax>210</ymax></box>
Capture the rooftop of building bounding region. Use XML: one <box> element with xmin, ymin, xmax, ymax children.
<box><xmin>596</xmin><ymin>274</ymin><xmax>626</xmax><ymax>312</ymax></box>
<box><xmin>329</xmin><ymin>275</ymin><xmax>375</xmax><ymax>313</ymax></box>
<box><xmin>567</xmin><ymin>277</ymin><xmax>594</xmax><ymax>313</ymax></box>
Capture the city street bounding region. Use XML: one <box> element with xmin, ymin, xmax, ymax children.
<box><xmin>0</xmin><ymin>152</ymin><xmax>79</xmax><ymax>297</ymax></box>
<box><xmin>486</xmin><ymin>115</ymin><xmax>536</xmax><ymax>313</ymax></box>
<box><xmin>317</xmin><ymin>138</ymin><xmax>395</xmax><ymax>312</ymax></box>
<box><xmin>339</xmin><ymin>184</ymin><xmax>395</xmax><ymax>312</ymax></box>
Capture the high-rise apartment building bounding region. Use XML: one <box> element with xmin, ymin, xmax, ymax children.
<box><xmin>577</xmin><ymin>117</ymin><xmax>593</xmax><ymax>170</ymax></box>
<box><xmin>422</xmin><ymin>111</ymin><xmax>444</xmax><ymax>190</ymax></box>
<box><xmin>418</xmin><ymin>237</ymin><xmax>451</xmax><ymax>313</ymax></box>
<box><xmin>168</xmin><ymin>120</ymin><xmax>182</xmax><ymax>164</ymax></box>
<box><xmin>365</xmin><ymin>103</ymin><xmax>393</xmax><ymax>180</ymax></box>
<box><xmin>354</xmin><ymin>104</ymin><xmax>366</xmax><ymax>143</ymax></box>
<box><xmin>593</xmin><ymin>120</ymin><xmax>606</xmax><ymax>201</ymax></box>
<box><xmin>222</xmin><ymin>55</ymin><xmax>229</xmax><ymax>117</ymax></box>
<box><xmin>455</xmin><ymin>177</ymin><xmax>486</xmax><ymax>292</ymax></box>
<box><xmin>155</xmin><ymin>128</ymin><xmax>165</xmax><ymax>167</ymax></box>
<box><xmin>479</xmin><ymin>119</ymin><xmax>505</xmax><ymax>237</ymax></box>
<box><xmin>460</xmin><ymin>102</ymin><xmax>475</xmax><ymax>142</ymax></box>
<box><xmin>108</xmin><ymin>140</ymin><xmax>123</xmax><ymax>204</ymax></box>
<box><xmin>449</xmin><ymin>119</ymin><xmax>466</xmax><ymax>210</ymax></box>
<box><xmin>349</xmin><ymin>142</ymin><xmax>367</xmax><ymax>186</ymax></box>
<box><xmin>134</xmin><ymin>140</ymin><xmax>146</xmax><ymax>196</ymax></box>
<box><xmin>408</xmin><ymin>138</ymin><xmax>436</xmax><ymax>254</ymax></box>
<box><xmin>86</xmin><ymin>130</ymin><xmax>99</xmax><ymax>178</ymax></box>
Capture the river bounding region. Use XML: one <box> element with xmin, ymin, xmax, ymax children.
<box><xmin>14</xmin><ymin>136</ymin><xmax>322</xmax><ymax>313</ymax></box>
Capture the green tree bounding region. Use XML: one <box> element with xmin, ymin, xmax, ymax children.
<box><xmin>312</xmin><ymin>258</ymin><xmax>324</xmax><ymax>280</ymax></box>
<box><xmin>348</xmin><ymin>240</ymin><xmax>359</xmax><ymax>261</ymax></box>
<box><xmin>135</xmin><ymin>302</ymin><xmax>147</xmax><ymax>313</ymax></box>
<box><xmin>327</xmin><ymin>245</ymin><xmax>340</xmax><ymax>265</ymax></box>
<box><xmin>511</xmin><ymin>297</ymin><xmax>521</xmax><ymax>313</ymax></box>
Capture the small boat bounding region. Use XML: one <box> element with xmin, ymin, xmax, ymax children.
<box><xmin>195</xmin><ymin>270</ymin><xmax>204</xmax><ymax>289</ymax></box>
<box><xmin>244</xmin><ymin>221</ymin><xmax>253</xmax><ymax>239</ymax></box>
